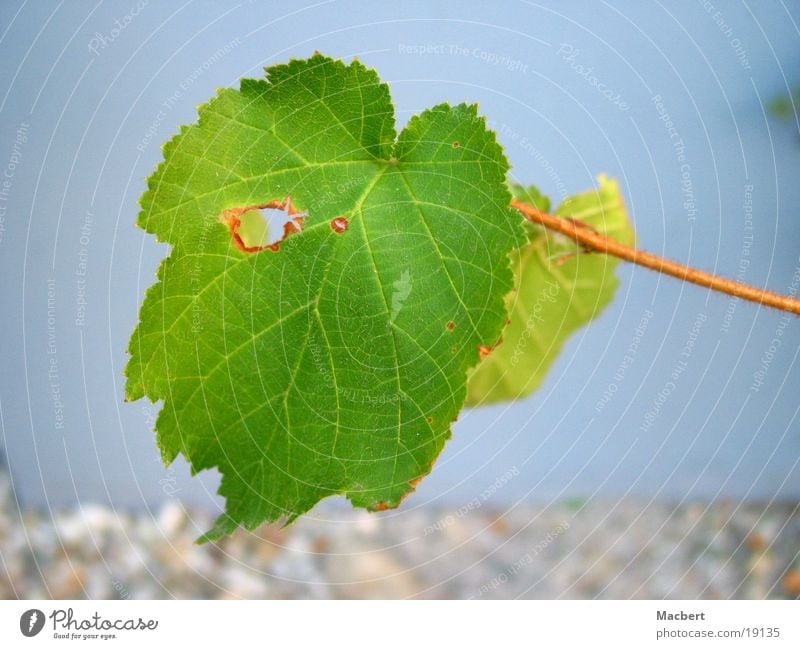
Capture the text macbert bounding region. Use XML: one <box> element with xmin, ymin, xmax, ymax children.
<box><xmin>657</xmin><ymin>610</ymin><xmax>706</xmax><ymax>621</ymax></box>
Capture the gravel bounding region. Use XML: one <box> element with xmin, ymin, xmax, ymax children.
<box><xmin>1</xmin><ymin>467</ymin><xmax>798</xmax><ymax>599</ymax></box>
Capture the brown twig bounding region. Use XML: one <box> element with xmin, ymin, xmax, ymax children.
<box><xmin>511</xmin><ymin>199</ymin><xmax>800</xmax><ymax>316</ymax></box>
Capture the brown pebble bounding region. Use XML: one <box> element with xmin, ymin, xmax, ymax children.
<box><xmin>745</xmin><ymin>533</ymin><xmax>766</xmax><ymax>552</ymax></box>
<box><xmin>782</xmin><ymin>569</ymin><xmax>800</xmax><ymax>595</ymax></box>
<box><xmin>489</xmin><ymin>517</ymin><xmax>510</xmax><ymax>536</ymax></box>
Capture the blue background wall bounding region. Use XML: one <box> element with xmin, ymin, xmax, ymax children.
<box><xmin>1</xmin><ymin>0</ymin><xmax>798</xmax><ymax>515</ymax></box>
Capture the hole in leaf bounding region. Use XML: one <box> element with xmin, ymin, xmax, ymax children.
<box><xmin>221</xmin><ymin>197</ymin><xmax>306</xmax><ymax>253</ymax></box>
<box><xmin>237</xmin><ymin>209</ymin><xmax>272</xmax><ymax>249</ymax></box>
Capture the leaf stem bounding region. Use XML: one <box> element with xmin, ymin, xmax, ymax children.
<box><xmin>511</xmin><ymin>199</ymin><xmax>800</xmax><ymax>316</ymax></box>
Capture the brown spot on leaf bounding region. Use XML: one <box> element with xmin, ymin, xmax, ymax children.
<box><xmin>478</xmin><ymin>336</ymin><xmax>503</xmax><ymax>360</ymax></box>
<box><xmin>402</xmin><ymin>445</ymin><xmax>448</xmax><ymax>501</ymax></box>
<box><xmin>330</xmin><ymin>216</ymin><xmax>349</xmax><ymax>233</ymax></box>
<box><xmin>446</xmin><ymin>321</ymin><xmax>455</xmax><ymax>330</ymax></box>
<box><xmin>452</xmin><ymin>141</ymin><xmax>460</xmax><ymax>148</ymax></box>
<box><xmin>221</xmin><ymin>196</ymin><xmax>304</xmax><ymax>253</ymax></box>
<box><xmin>374</xmin><ymin>502</ymin><xmax>390</xmax><ymax>512</ymax></box>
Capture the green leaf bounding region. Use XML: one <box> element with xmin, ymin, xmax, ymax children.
<box><xmin>466</xmin><ymin>175</ymin><xmax>634</xmax><ymax>406</ymax></box>
<box><xmin>126</xmin><ymin>54</ymin><xmax>522</xmax><ymax>540</ymax></box>
<box><xmin>510</xmin><ymin>182</ymin><xmax>550</xmax><ymax>214</ymax></box>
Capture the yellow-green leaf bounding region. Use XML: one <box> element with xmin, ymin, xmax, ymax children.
<box><xmin>466</xmin><ymin>175</ymin><xmax>634</xmax><ymax>406</ymax></box>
